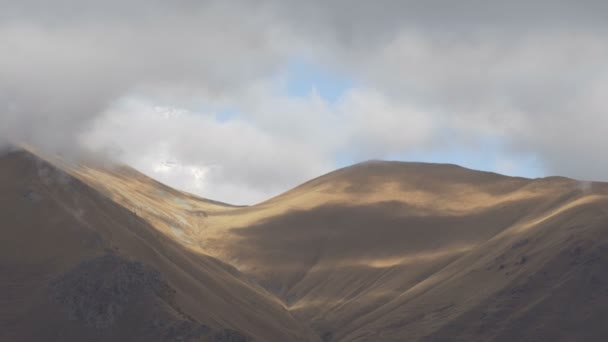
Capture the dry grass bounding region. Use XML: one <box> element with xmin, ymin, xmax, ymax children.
<box><xmin>4</xmin><ymin>150</ymin><xmax>608</xmax><ymax>341</ymax></box>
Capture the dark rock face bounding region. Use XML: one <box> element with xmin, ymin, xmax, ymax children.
<box><xmin>320</xmin><ymin>331</ymin><xmax>334</xmax><ymax>341</ymax></box>
<box><xmin>50</xmin><ymin>254</ymin><xmax>175</xmax><ymax>329</ymax></box>
<box><xmin>49</xmin><ymin>254</ymin><xmax>252</xmax><ymax>341</ymax></box>
<box><xmin>145</xmin><ymin>318</ymin><xmax>212</xmax><ymax>342</ymax></box>
<box><xmin>212</xmin><ymin>329</ymin><xmax>251</xmax><ymax>342</ymax></box>
<box><xmin>23</xmin><ymin>190</ymin><xmax>43</xmax><ymax>204</ymax></box>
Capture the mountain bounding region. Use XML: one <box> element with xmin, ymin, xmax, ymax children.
<box><xmin>0</xmin><ymin>150</ymin><xmax>316</xmax><ymax>341</ymax></box>
<box><xmin>2</xmin><ymin>149</ymin><xmax>608</xmax><ymax>341</ymax></box>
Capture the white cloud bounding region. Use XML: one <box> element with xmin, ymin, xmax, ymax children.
<box><xmin>83</xmin><ymin>82</ymin><xmax>437</xmax><ymax>204</ymax></box>
<box><xmin>337</xmin><ymin>88</ymin><xmax>435</xmax><ymax>157</ymax></box>
<box><xmin>4</xmin><ymin>1</ymin><xmax>608</xmax><ymax>202</ymax></box>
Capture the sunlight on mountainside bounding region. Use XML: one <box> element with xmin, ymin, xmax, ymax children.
<box><xmin>3</xmin><ymin>148</ymin><xmax>605</xmax><ymax>341</ymax></box>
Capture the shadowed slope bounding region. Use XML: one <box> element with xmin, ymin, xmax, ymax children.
<box><xmin>337</xmin><ymin>187</ymin><xmax>608</xmax><ymax>341</ymax></box>
<box><xmin>5</xmin><ymin>149</ymin><xmax>608</xmax><ymax>341</ymax></box>
<box><xmin>0</xmin><ymin>150</ymin><xmax>317</xmax><ymax>342</ymax></box>
<box><xmin>182</xmin><ymin>161</ymin><xmax>608</xmax><ymax>340</ymax></box>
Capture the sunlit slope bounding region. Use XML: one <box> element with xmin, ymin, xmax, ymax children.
<box><xmin>185</xmin><ymin>161</ymin><xmax>608</xmax><ymax>340</ymax></box>
<box><xmin>340</xmin><ymin>190</ymin><xmax>608</xmax><ymax>341</ymax></box>
<box><xmin>0</xmin><ymin>150</ymin><xmax>317</xmax><ymax>342</ymax></box>
<box><xmin>33</xmin><ymin>152</ymin><xmax>608</xmax><ymax>341</ymax></box>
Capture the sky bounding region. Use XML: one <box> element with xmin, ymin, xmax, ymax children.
<box><xmin>1</xmin><ymin>1</ymin><xmax>608</xmax><ymax>204</ymax></box>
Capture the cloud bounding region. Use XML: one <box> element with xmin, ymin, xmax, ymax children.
<box><xmin>3</xmin><ymin>1</ymin><xmax>608</xmax><ymax>202</ymax></box>
<box><xmin>84</xmin><ymin>82</ymin><xmax>434</xmax><ymax>203</ymax></box>
<box><xmin>0</xmin><ymin>0</ymin><xmax>291</xmax><ymax>151</ymax></box>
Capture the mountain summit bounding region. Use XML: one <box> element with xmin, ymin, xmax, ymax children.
<box><xmin>2</xmin><ymin>149</ymin><xmax>608</xmax><ymax>341</ymax></box>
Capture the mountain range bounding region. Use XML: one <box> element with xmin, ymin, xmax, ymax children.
<box><xmin>2</xmin><ymin>148</ymin><xmax>608</xmax><ymax>341</ymax></box>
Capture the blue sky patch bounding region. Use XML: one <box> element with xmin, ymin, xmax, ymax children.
<box><xmin>284</xmin><ymin>60</ymin><xmax>355</xmax><ymax>102</ymax></box>
<box><xmin>334</xmin><ymin>136</ymin><xmax>544</xmax><ymax>179</ymax></box>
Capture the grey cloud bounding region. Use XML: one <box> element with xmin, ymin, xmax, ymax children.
<box><xmin>0</xmin><ymin>0</ymin><xmax>290</xmax><ymax>151</ymax></box>
<box><xmin>83</xmin><ymin>100</ymin><xmax>335</xmax><ymax>204</ymax></box>
<box><xmin>2</xmin><ymin>0</ymin><xmax>608</xmax><ymax>202</ymax></box>
<box><xmin>284</xmin><ymin>2</ymin><xmax>608</xmax><ymax>181</ymax></box>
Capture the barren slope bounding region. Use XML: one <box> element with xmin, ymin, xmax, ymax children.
<box><xmin>173</xmin><ymin>161</ymin><xmax>608</xmax><ymax>341</ymax></box>
<box><xmin>67</xmin><ymin>158</ymin><xmax>608</xmax><ymax>341</ymax></box>
<box><xmin>4</xmin><ymin>149</ymin><xmax>608</xmax><ymax>341</ymax></box>
<box><xmin>0</xmin><ymin>150</ymin><xmax>317</xmax><ymax>342</ymax></box>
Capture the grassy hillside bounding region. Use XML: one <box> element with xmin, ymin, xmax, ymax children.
<box><xmin>4</xmin><ymin>149</ymin><xmax>608</xmax><ymax>341</ymax></box>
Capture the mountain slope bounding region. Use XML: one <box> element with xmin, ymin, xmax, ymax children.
<box><xmin>0</xmin><ymin>150</ymin><xmax>317</xmax><ymax>341</ymax></box>
<box><xmin>178</xmin><ymin>161</ymin><xmax>608</xmax><ymax>340</ymax></box>
<box><xmin>3</xmin><ymin>149</ymin><xmax>608</xmax><ymax>341</ymax></box>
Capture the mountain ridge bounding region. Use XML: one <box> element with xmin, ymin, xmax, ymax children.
<box><xmin>2</xmin><ymin>148</ymin><xmax>608</xmax><ymax>341</ymax></box>
<box><xmin>0</xmin><ymin>149</ymin><xmax>318</xmax><ymax>341</ymax></box>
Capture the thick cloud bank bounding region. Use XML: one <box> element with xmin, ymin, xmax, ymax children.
<box><xmin>2</xmin><ymin>1</ymin><xmax>608</xmax><ymax>203</ymax></box>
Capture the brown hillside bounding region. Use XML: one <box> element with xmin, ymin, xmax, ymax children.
<box><xmin>0</xmin><ymin>150</ymin><xmax>317</xmax><ymax>342</ymax></box>
<box><xmin>3</xmin><ymin>149</ymin><xmax>608</xmax><ymax>341</ymax></box>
